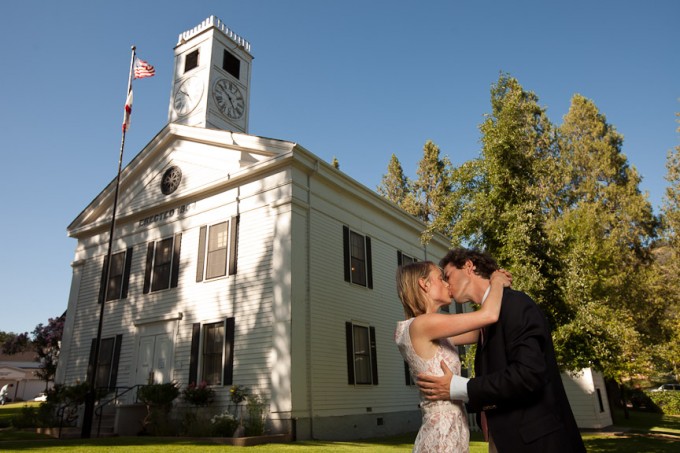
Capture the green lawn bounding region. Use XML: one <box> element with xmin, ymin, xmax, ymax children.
<box><xmin>0</xmin><ymin>403</ymin><xmax>677</xmax><ymax>452</ymax></box>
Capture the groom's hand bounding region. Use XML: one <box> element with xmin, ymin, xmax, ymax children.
<box><xmin>416</xmin><ymin>360</ymin><xmax>453</xmax><ymax>401</ymax></box>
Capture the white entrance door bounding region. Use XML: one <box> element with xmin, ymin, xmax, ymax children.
<box><xmin>136</xmin><ymin>334</ymin><xmax>173</xmax><ymax>385</ymax></box>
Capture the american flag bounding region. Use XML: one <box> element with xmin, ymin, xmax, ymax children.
<box><xmin>133</xmin><ymin>57</ymin><xmax>155</xmax><ymax>79</ymax></box>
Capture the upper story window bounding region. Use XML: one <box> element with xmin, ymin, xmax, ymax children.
<box><xmin>342</xmin><ymin>226</ymin><xmax>373</xmax><ymax>288</ymax></box>
<box><xmin>345</xmin><ymin>322</ymin><xmax>378</xmax><ymax>385</ymax></box>
<box><xmin>184</xmin><ymin>49</ymin><xmax>199</xmax><ymax>73</ymax></box>
<box><xmin>143</xmin><ymin>234</ymin><xmax>182</xmax><ymax>293</ymax></box>
<box><xmin>100</xmin><ymin>248</ymin><xmax>133</xmax><ymax>302</ymax></box>
<box><xmin>196</xmin><ymin>217</ymin><xmax>239</xmax><ymax>281</ymax></box>
<box><xmin>397</xmin><ymin>251</ymin><xmax>417</xmax><ymax>266</ymax></box>
<box><xmin>222</xmin><ymin>50</ymin><xmax>240</xmax><ymax>79</ymax></box>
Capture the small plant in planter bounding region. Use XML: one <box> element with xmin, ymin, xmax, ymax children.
<box><xmin>137</xmin><ymin>382</ymin><xmax>180</xmax><ymax>435</ymax></box>
<box><xmin>229</xmin><ymin>384</ymin><xmax>250</xmax><ymax>436</ymax></box>
<box><xmin>182</xmin><ymin>381</ymin><xmax>216</xmax><ymax>407</ymax></box>
<box><xmin>211</xmin><ymin>410</ymin><xmax>239</xmax><ymax>436</ymax></box>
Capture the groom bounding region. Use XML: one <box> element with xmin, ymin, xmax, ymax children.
<box><xmin>417</xmin><ymin>248</ymin><xmax>585</xmax><ymax>452</ymax></box>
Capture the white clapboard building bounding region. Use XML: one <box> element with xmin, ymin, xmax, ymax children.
<box><xmin>55</xmin><ymin>16</ymin><xmax>449</xmax><ymax>440</ymax></box>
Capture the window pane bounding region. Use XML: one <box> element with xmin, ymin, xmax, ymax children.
<box><xmin>96</xmin><ymin>338</ymin><xmax>114</xmax><ymax>389</ymax></box>
<box><xmin>202</xmin><ymin>322</ymin><xmax>224</xmax><ymax>385</ymax></box>
<box><xmin>353</xmin><ymin>326</ymin><xmax>371</xmax><ymax>384</ymax></box>
<box><xmin>401</xmin><ymin>254</ymin><xmax>414</xmax><ymax>265</ymax></box>
<box><xmin>185</xmin><ymin>50</ymin><xmax>199</xmax><ymax>72</ymax></box>
<box><xmin>206</xmin><ymin>222</ymin><xmax>228</xmax><ymax>279</ymax></box>
<box><xmin>152</xmin><ymin>237</ymin><xmax>174</xmax><ymax>291</ymax></box>
<box><xmin>350</xmin><ymin>232</ymin><xmax>366</xmax><ymax>286</ymax></box>
<box><xmin>222</xmin><ymin>50</ymin><xmax>240</xmax><ymax>79</ymax></box>
<box><xmin>106</xmin><ymin>251</ymin><xmax>126</xmax><ymax>301</ymax></box>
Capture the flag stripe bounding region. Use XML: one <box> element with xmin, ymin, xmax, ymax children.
<box><xmin>122</xmin><ymin>89</ymin><xmax>133</xmax><ymax>132</ymax></box>
<box><xmin>133</xmin><ymin>57</ymin><xmax>155</xmax><ymax>79</ymax></box>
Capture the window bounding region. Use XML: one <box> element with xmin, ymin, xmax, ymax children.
<box><xmin>196</xmin><ymin>217</ymin><xmax>239</xmax><ymax>281</ymax></box>
<box><xmin>99</xmin><ymin>248</ymin><xmax>133</xmax><ymax>302</ymax></box>
<box><xmin>143</xmin><ymin>234</ymin><xmax>182</xmax><ymax>293</ymax></box>
<box><xmin>185</xmin><ymin>50</ymin><xmax>199</xmax><ymax>73</ymax></box>
<box><xmin>189</xmin><ymin>318</ymin><xmax>235</xmax><ymax>386</ymax></box>
<box><xmin>342</xmin><ymin>226</ymin><xmax>373</xmax><ymax>288</ymax></box>
<box><xmin>397</xmin><ymin>251</ymin><xmax>417</xmax><ymax>266</ymax></box>
<box><xmin>345</xmin><ymin>322</ymin><xmax>378</xmax><ymax>385</ymax></box>
<box><xmin>596</xmin><ymin>388</ymin><xmax>605</xmax><ymax>412</ymax></box>
<box><xmin>222</xmin><ymin>49</ymin><xmax>240</xmax><ymax>79</ymax></box>
<box><xmin>87</xmin><ymin>334</ymin><xmax>122</xmax><ymax>391</ymax></box>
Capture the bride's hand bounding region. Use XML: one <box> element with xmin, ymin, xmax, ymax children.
<box><xmin>490</xmin><ymin>269</ymin><xmax>512</xmax><ymax>287</ymax></box>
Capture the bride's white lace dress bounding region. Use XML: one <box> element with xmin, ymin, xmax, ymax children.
<box><xmin>395</xmin><ymin>317</ymin><xmax>469</xmax><ymax>453</ymax></box>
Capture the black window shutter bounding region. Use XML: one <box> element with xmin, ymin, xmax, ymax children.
<box><xmin>196</xmin><ymin>226</ymin><xmax>207</xmax><ymax>282</ymax></box>
<box><xmin>370</xmin><ymin>326</ymin><xmax>378</xmax><ymax>385</ymax></box>
<box><xmin>342</xmin><ymin>226</ymin><xmax>350</xmax><ymax>282</ymax></box>
<box><xmin>143</xmin><ymin>242</ymin><xmax>154</xmax><ymax>294</ymax></box>
<box><xmin>397</xmin><ymin>250</ymin><xmax>403</xmax><ymax>266</ymax></box>
<box><xmin>109</xmin><ymin>334</ymin><xmax>123</xmax><ymax>389</ymax></box>
<box><xmin>345</xmin><ymin>322</ymin><xmax>355</xmax><ymax>385</ymax></box>
<box><xmin>188</xmin><ymin>323</ymin><xmax>201</xmax><ymax>385</ymax></box>
<box><xmin>121</xmin><ymin>248</ymin><xmax>133</xmax><ymax>299</ymax></box>
<box><xmin>170</xmin><ymin>233</ymin><xmax>182</xmax><ymax>288</ymax></box>
<box><xmin>86</xmin><ymin>338</ymin><xmax>96</xmax><ymax>384</ymax></box>
<box><xmin>98</xmin><ymin>255</ymin><xmax>110</xmax><ymax>304</ymax></box>
<box><xmin>228</xmin><ymin>216</ymin><xmax>239</xmax><ymax>275</ymax></box>
<box><xmin>223</xmin><ymin>317</ymin><xmax>235</xmax><ymax>385</ymax></box>
<box><xmin>366</xmin><ymin>237</ymin><xmax>373</xmax><ymax>289</ymax></box>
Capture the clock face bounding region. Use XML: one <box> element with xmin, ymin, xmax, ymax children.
<box><xmin>173</xmin><ymin>77</ymin><xmax>204</xmax><ymax>116</ymax></box>
<box><xmin>213</xmin><ymin>78</ymin><xmax>245</xmax><ymax>120</ymax></box>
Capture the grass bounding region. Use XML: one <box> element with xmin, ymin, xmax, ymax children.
<box><xmin>0</xmin><ymin>402</ymin><xmax>677</xmax><ymax>452</ymax></box>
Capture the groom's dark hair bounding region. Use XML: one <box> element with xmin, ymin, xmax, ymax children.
<box><xmin>439</xmin><ymin>248</ymin><xmax>499</xmax><ymax>279</ymax></box>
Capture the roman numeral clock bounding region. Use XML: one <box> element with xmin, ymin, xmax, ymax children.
<box><xmin>168</xmin><ymin>16</ymin><xmax>253</xmax><ymax>133</ymax></box>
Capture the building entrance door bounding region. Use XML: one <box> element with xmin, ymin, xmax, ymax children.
<box><xmin>136</xmin><ymin>334</ymin><xmax>173</xmax><ymax>385</ymax></box>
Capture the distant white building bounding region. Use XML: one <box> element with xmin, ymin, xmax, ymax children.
<box><xmin>56</xmin><ymin>16</ymin><xmax>449</xmax><ymax>440</ymax></box>
<box><xmin>0</xmin><ymin>351</ymin><xmax>48</xmax><ymax>402</ymax></box>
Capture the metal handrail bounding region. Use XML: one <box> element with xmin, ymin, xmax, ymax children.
<box><xmin>93</xmin><ymin>385</ymin><xmax>144</xmax><ymax>437</ymax></box>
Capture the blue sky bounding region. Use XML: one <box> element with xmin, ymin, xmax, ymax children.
<box><xmin>1</xmin><ymin>0</ymin><xmax>677</xmax><ymax>334</ymax></box>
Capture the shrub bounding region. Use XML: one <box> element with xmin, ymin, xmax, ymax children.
<box><xmin>244</xmin><ymin>393</ymin><xmax>269</xmax><ymax>436</ymax></box>
<box><xmin>229</xmin><ymin>384</ymin><xmax>249</xmax><ymax>405</ymax></box>
<box><xmin>646</xmin><ymin>390</ymin><xmax>680</xmax><ymax>415</ymax></box>
<box><xmin>182</xmin><ymin>381</ymin><xmax>215</xmax><ymax>407</ymax></box>
<box><xmin>10</xmin><ymin>406</ymin><xmax>37</xmax><ymax>429</ymax></box>
<box><xmin>137</xmin><ymin>382</ymin><xmax>180</xmax><ymax>435</ymax></box>
<box><xmin>211</xmin><ymin>411</ymin><xmax>238</xmax><ymax>436</ymax></box>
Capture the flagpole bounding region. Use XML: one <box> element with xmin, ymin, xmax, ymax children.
<box><xmin>81</xmin><ymin>45</ymin><xmax>136</xmax><ymax>439</ymax></box>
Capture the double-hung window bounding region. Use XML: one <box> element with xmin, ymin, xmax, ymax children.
<box><xmin>342</xmin><ymin>226</ymin><xmax>373</xmax><ymax>288</ymax></box>
<box><xmin>196</xmin><ymin>217</ymin><xmax>239</xmax><ymax>281</ymax></box>
<box><xmin>87</xmin><ymin>334</ymin><xmax>123</xmax><ymax>391</ymax></box>
<box><xmin>143</xmin><ymin>234</ymin><xmax>182</xmax><ymax>293</ymax></box>
<box><xmin>345</xmin><ymin>322</ymin><xmax>378</xmax><ymax>385</ymax></box>
<box><xmin>188</xmin><ymin>318</ymin><xmax>235</xmax><ymax>386</ymax></box>
<box><xmin>99</xmin><ymin>248</ymin><xmax>133</xmax><ymax>302</ymax></box>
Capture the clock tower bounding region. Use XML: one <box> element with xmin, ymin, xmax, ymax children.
<box><xmin>168</xmin><ymin>16</ymin><xmax>253</xmax><ymax>133</ymax></box>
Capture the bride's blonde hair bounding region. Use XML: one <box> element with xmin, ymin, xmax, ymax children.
<box><xmin>396</xmin><ymin>261</ymin><xmax>437</xmax><ymax>319</ymax></box>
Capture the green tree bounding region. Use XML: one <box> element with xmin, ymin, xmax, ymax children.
<box><xmin>651</xmin><ymin>115</ymin><xmax>680</xmax><ymax>381</ymax></box>
<box><xmin>377</xmin><ymin>153</ymin><xmax>410</xmax><ymax>206</ymax></box>
<box><xmin>409</xmin><ymin>140</ymin><xmax>453</xmax><ymax>240</ymax></box>
<box><xmin>448</xmin><ymin>73</ymin><xmax>563</xmax><ymax>322</ymax></box>
<box><xmin>550</xmin><ymin>94</ymin><xmax>658</xmax><ymax>384</ymax></box>
<box><xmin>32</xmin><ymin>314</ymin><xmax>65</xmax><ymax>390</ymax></box>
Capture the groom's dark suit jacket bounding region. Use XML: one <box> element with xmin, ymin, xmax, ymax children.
<box><xmin>467</xmin><ymin>288</ymin><xmax>586</xmax><ymax>452</ymax></box>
